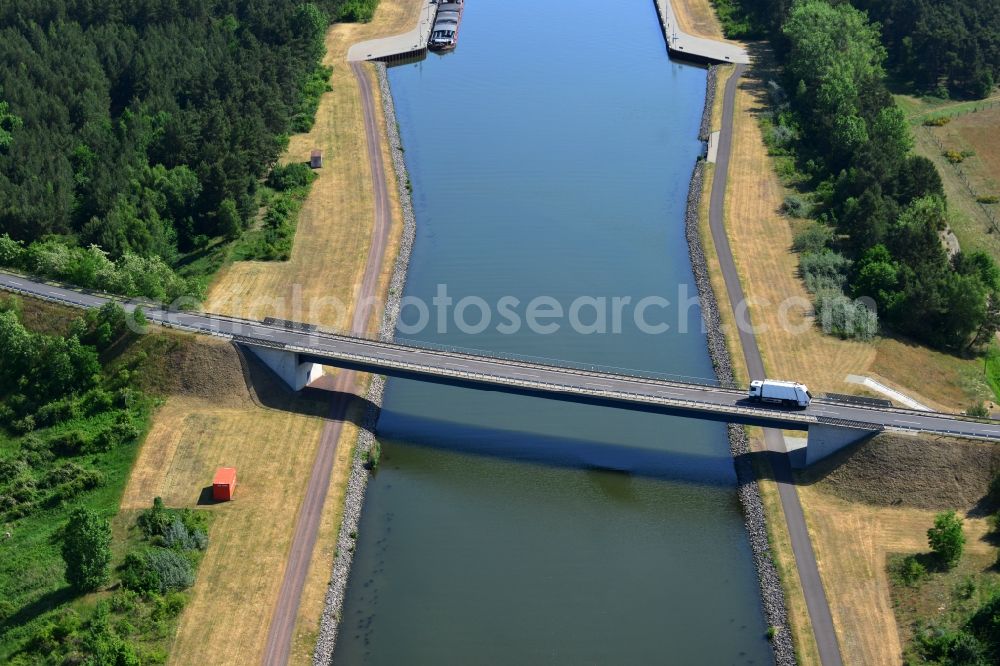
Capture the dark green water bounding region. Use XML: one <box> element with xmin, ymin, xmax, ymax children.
<box><xmin>334</xmin><ymin>0</ymin><xmax>772</xmax><ymax>663</ymax></box>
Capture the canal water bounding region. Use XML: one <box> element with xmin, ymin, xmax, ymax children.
<box><xmin>334</xmin><ymin>0</ymin><xmax>772</xmax><ymax>663</ymax></box>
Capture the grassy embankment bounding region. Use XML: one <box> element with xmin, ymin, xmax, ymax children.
<box><xmin>164</xmin><ymin>1</ymin><xmax>420</xmax><ymax>664</ymax></box>
<box><xmin>701</xmin><ymin>43</ymin><xmax>999</xmax><ymax>666</ymax></box>
<box><xmin>0</xmin><ymin>297</ymin><xmax>222</xmax><ymax>663</ymax></box>
<box><xmin>3</xmin><ymin>0</ymin><xmax>414</xmax><ymax>664</ymax></box>
<box><xmin>795</xmin><ymin>434</ymin><xmax>1000</xmax><ymax>664</ymax></box>
<box><xmin>680</xmin><ymin>1</ymin><xmax>1000</xmax><ymax>663</ymax></box>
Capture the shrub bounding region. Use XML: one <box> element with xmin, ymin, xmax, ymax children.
<box><xmin>61</xmin><ymin>507</ymin><xmax>112</xmax><ymax>592</ymax></box>
<box><xmin>121</xmin><ymin>548</ymin><xmax>194</xmax><ymax>594</ymax></box>
<box><xmin>364</xmin><ymin>439</ymin><xmax>381</xmax><ymax>472</ymax></box>
<box><xmin>146</xmin><ymin>548</ymin><xmax>194</xmax><ymax>592</ymax></box>
<box><xmin>337</xmin><ymin>0</ymin><xmax>378</xmax><ymax>22</ymax></box>
<box><xmin>266</xmin><ymin>162</ymin><xmax>316</xmax><ymax>191</ymax></box>
<box><xmin>137</xmin><ymin>497</ymin><xmax>170</xmax><ymax>538</ymax></box>
<box><xmin>792</xmin><ymin>223</ymin><xmax>832</xmax><ymax>254</ymax></box>
<box><xmin>43</xmin><ymin>462</ymin><xmax>104</xmax><ymax>504</ymax></box>
<box><xmin>814</xmin><ymin>289</ymin><xmax>879</xmax><ymax>341</ymax></box>
<box><xmin>34</xmin><ymin>399</ymin><xmax>79</xmax><ymax>427</ymax></box>
<box><xmin>945</xmin><ymin>150</ymin><xmax>966</xmax><ymax>163</ymax></box>
<box><xmin>0</xmin><ymin>455</ymin><xmax>28</xmax><ymax>484</ymax></box>
<box><xmin>109</xmin><ymin>589</ymin><xmax>140</xmax><ymax>614</ymax></box>
<box><xmin>49</xmin><ymin>429</ymin><xmax>88</xmax><ymax>456</ymax></box>
<box><xmin>956</xmin><ymin>575</ymin><xmax>976</xmax><ymax>600</ymax></box>
<box><xmin>800</xmin><ymin>250</ymin><xmax>851</xmax><ymax>293</ymax></box>
<box><xmin>163</xmin><ymin>517</ymin><xmax>208</xmax><ymax>552</ymax></box>
<box><xmin>782</xmin><ymin>194</ymin><xmax>812</xmax><ymax>218</ymax></box>
<box><xmin>928</xmin><ymin>511</ymin><xmax>965</xmax><ymax>568</ymax></box>
<box><xmin>923</xmin><ymin>116</ymin><xmax>951</xmax><ymax>126</ymax></box>
<box><xmin>977</xmin><ymin>195</ymin><xmax>999</xmax><ymax>204</ymax></box>
<box><xmin>0</xmin><ymin>233</ymin><xmax>24</xmax><ymax>267</ymax></box>
<box><xmin>967</xmin><ymin>402</ymin><xmax>990</xmax><ymax>418</ymax></box>
<box><xmin>893</xmin><ymin>555</ymin><xmax>927</xmax><ymax>586</ymax></box>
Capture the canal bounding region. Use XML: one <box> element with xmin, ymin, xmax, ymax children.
<box><xmin>333</xmin><ymin>0</ymin><xmax>772</xmax><ymax>663</ymax></box>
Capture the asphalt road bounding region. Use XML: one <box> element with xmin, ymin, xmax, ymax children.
<box><xmin>3</xmin><ymin>269</ymin><xmax>999</xmax><ymax>444</ymax></box>
<box><xmin>1</xmin><ymin>68</ymin><xmax>995</xmax><ymax>666</ymax></box>
<box><xmin>708</xmin><ymin>65</ymin><xmax>843</xmax><ymax>666</ymax></box>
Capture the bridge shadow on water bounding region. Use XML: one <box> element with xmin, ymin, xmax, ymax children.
<box><xmin>373</xmin><ymin>409</ymin><xmax>747</xmax><ymax>487</ymax></box>
<box><xmin>240</xmin><ymin>346</ymin><xmax>800</xmax><ymax>487</ymax></box>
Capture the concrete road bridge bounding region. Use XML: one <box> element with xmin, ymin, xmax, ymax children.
<box><xmin>3</xmin><ymin>271</ymin><xmax>998</xmax><ymax>467</ymax></box>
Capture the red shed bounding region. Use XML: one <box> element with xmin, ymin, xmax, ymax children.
<box><xmin>213</xmin><ymin>467</ymin><xmax>237</xmax><ymax>501</ymax></box>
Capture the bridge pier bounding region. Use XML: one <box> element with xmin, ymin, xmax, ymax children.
<box><xmin>246</xmin><ymin>346</ymin><xmax>323</xmax><ymax>391</ymax></box>
<box><xmin>790</xmin><ymin>421</ymin><xmax>882</xmax><ymax>468</ymax></box>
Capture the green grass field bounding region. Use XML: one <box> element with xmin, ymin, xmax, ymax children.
<box><xmin>0</xmin><ymin>299</ymin><xmax>212</xmax><ymax>664</ymax></box>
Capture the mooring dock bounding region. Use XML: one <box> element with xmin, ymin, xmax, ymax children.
<box><xmin>655</xmin><ymin>0</ymin><xmax>750</xmax><ymax>64</ymax></box>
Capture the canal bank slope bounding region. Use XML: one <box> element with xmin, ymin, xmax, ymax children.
<box><xmin>685</xmin><ymin>74</ymin><xmax>795</xmax><ymax>666</ymax></box>
<box><xmin>152</xmin><ymin>2</ymin><xmax>424</xmax><ymax>664</ymax></box>
<box><xmin>312</xmin><ymin>62</ymin><xmax>417</xmax><ymax>665</ymax></box>
<box><xmin>700</xmin><ymin>33</ymin><xmax>998</xmax><ymax>666</ymax></box>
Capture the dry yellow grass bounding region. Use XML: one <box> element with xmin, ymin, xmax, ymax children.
<box><xmin>119</xmin><ymin>4</ymin><xmax>424</xmax><ymax>664</ymax></box>
<box><xmin>288</xmin><ymin>399</ymin><xmax>364</xmax><ymax>665</ymax></box>
<box><xmin>203</xmin><ymin>1</ymin><xmax>420</xmax><ymax>333</ymax></box>
<box><xmin>797</xmin><ymin>487</ymin><xmax>994</xmax><ymax>666</ymax></box>
<box><xmin>670</xmin><ymin>0</ymin><xmax>730</xmax><ymax>42</ymax></box>
<box><xmin>724</xmin><ymin>73</ymin><xmax>878</xmax><ymax>396</ymax></box>
<box><xmin>737</xmin><ymin>429</ymin><xmax>820</xmax><ymax>666</ymax></box>
<box><xmin>121</xmin><ymin>388</ymin><xmax>327</xmax><ymax>663</ymax></box>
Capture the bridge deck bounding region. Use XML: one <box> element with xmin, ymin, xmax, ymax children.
<box><xmin>2</xmin><ymin>271</ymin><xmax>999</xmax><ymax>442</ymax></box>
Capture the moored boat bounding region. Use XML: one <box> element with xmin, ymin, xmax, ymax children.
<box><xmin>428</xmin><ymin>0</ymin><xmax>464</xmax><ymax>51</ymax></box>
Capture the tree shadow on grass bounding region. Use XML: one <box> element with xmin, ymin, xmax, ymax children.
<box><xmin>0</xmin><ymin>585</ymin><xmax>76</xmax><ymax>635</ymax></box>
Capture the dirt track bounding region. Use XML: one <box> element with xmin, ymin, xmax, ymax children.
<box><xmin>261</xmin><ymin>61</ymin><xmax>393</xmax><ymax>666</ymax></box>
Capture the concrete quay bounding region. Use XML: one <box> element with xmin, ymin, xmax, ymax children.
<box><xmin>346</xmin><ymin>0</ymin><xmax>437</xmax><ymax>62</ymax></box>
<box><xmin>655</xmin><ymin>0</ymin><xmax>750</xmax><ymax>64</ymax></box>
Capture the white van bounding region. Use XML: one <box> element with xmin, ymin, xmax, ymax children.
<box><xmin>748</xmin><ymin>379</ymin><xmax>812</xmax><ymax>408</ymax></box>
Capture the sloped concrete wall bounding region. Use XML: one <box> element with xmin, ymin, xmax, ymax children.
<box><xmin>790</xmin><ymin>423</ymin><xmax>881</xmax><ymax>468</ymax></box>
<box><xmin>246</xmin><ymin>346</ymin><xmax>323</xmax><ymax>391</ymax></box>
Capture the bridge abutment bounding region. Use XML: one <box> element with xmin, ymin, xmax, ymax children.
<box><xmin>246</xmin><ymin>346</ymin><xmax>323</xmax><ymax>391</ymax></box>
<box><xmin>790</xmin><ymin>421</ymin><xmax>882</xmax><ymax>468</ymax></box>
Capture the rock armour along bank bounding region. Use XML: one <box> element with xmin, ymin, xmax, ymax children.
<box><xmin>312</xmin><ymin>62</ymin><xmax>416</xmax><ymax>666</ymax></box>
<box><xmin>685</xmin><ymin>66</ymin><xmax>796</xmax><ymax>666</ymax></box>
<box><xmin>314</xmin><ymin>62</ymin><xmax>795</xmax><ymax>665</ymax></box>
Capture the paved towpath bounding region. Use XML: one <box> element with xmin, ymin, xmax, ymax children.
<box><xmin>260</xmin><ymin>61</ymin><xmax>394</xmax><ymax>666</ymax></box>
<box><xmin>708</xmin><ymin>64</ymin><xmax>844</xmax><ymax>666</ymax></box>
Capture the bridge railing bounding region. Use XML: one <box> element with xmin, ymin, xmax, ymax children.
<box><xmin>176</xmin><ymin>307</ymin><xmax>742</xmax><ymax>390</ymax></box>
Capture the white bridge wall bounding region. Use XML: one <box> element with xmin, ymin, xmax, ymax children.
<box><xmin>790</xmin><ymin>423</ymin><xmax>881</xmax><ymax>468</ymax></box>
<box><xmin>247</xmin><ymin>346</ymin><xmax>323</xmax><ymax>391</ymax></box>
